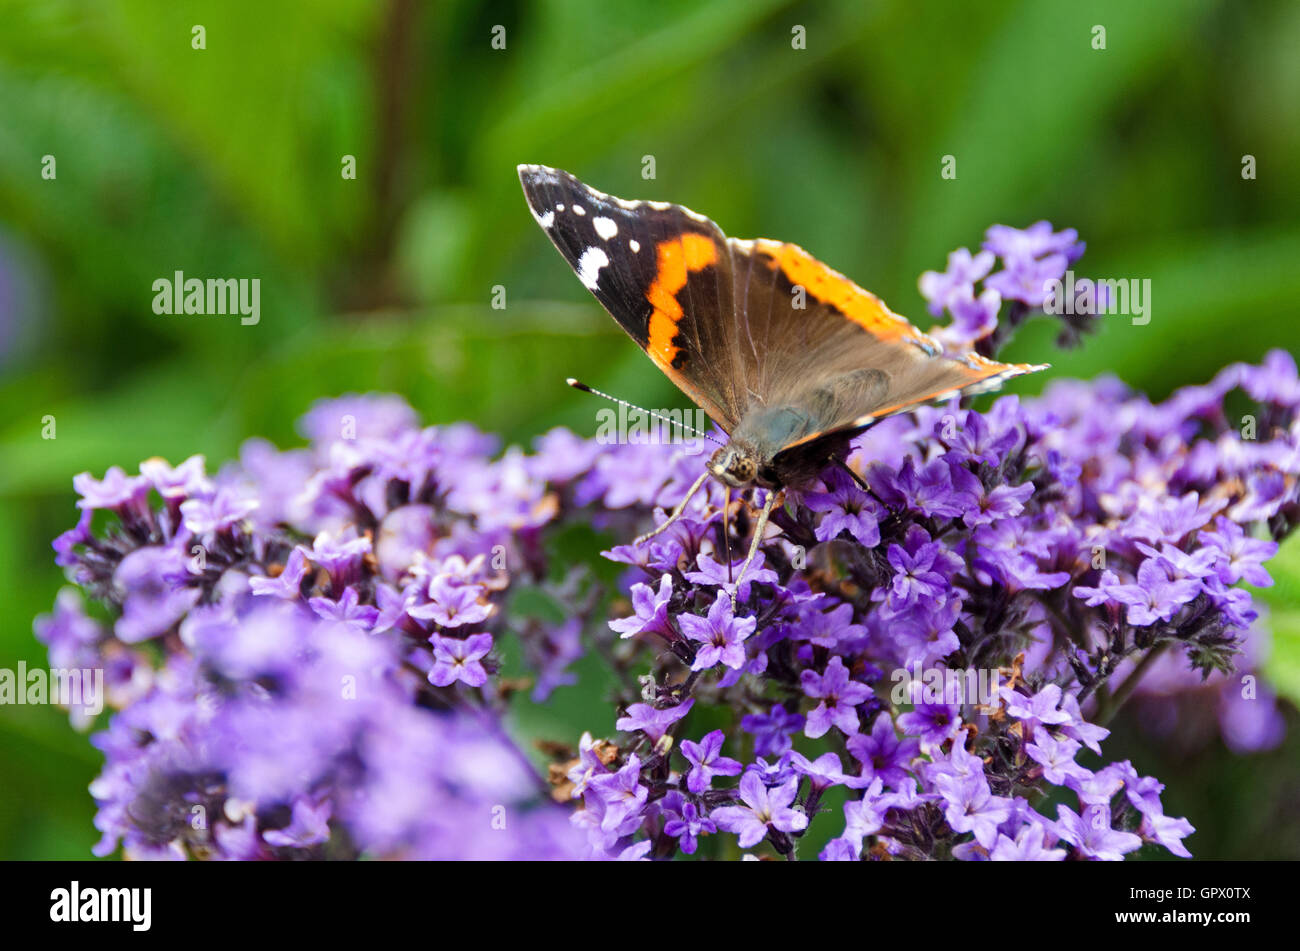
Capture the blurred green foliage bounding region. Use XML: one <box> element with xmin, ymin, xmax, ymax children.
<box><xmin>1</xmin><ymin>0</ymin><xmax>1297</xmax><ymax>859</ymax></box>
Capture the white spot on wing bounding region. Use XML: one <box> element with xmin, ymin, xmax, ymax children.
<box><xmin>629</xmin><ymin>239</ymin><xmax>640</xmax><ymax>253</ymax></box>
<box><xmin>593</xmin><ymin>216</ymin><xmax>618</xmax><ymax>239</ymax></box>
<box><xmin>576</xmin><ymin>247</ymin><xmax>609</xmax><ymax>290</ymax></box>
<box><xmin>573</xmin><ymin>204</ymin><xmax>586</xmax><ymax>216</ymax></box>
<box><xmin>531</xmin><ymin>207</ymin><xmax>554</xmax><ymax>229</ymax></box>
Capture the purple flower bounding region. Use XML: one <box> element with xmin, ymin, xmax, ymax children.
<box><xmin>983</xmin><ymin>221</ymin><xmax>1084</xmax><ymax>265</ymax></box>
<box><xmin>940</xmin><ymin>286</ymin><xmax>1002</xmax><ymax>347</ymax></box>
<box><xmin>897</xmin><ymin>703</ymin><xmax>962</xmax><ymax>752</ymax></box>
<box><xmin>919</xmin><ymin>247</ymin><xmax>995</xmax><ymax>317</ymax></box>
<box><xmin>963</xmin><ymin>481</ymin><xmax>1034</xmax><ymax>527</ymax></box>
<box><xmin>882</xmin><ymin>536</ymin><xmax>952</xmax><ymax>609</ymax></box>
<box><xmin>661</xmin><ymin>792</ymin><xmax>716</xmax><ymax>855</ymax></box>
<box><xmin>800</xmin><ymin>656</ymin><xmax>872</xmax><ymax>738</ymax></box>
<box><xmin>408</xmin><ymin>575</ymin><xmax>493</xmax><ymax>628</ymax></box>
<box><xmin>803</xmin><ymin>468</ymin><xmax>882</xmax><ymax>546</ymax></box>
<box><xmin>840</xmin><ymin>779</ymin><xmax>889</xmax><ymax>853</ymax></box>
<box><xmin>566</xmin><ymin>732</ymin><xmax>612</xmax><ymax>798</ymax></box>
<box><xmin>935</xmin><ymin>772</ymin><xmax>1014</xmax><ymax>849</ymax></box>
<box><xmin>263</xmin><ymin>797</ymin><xmax>332</xmax><ymax>848</ymax></box>
<box><xmin>683</xmin><ymin>551</ymin><xmax>779</xmax><ymax>603</ymax></box>
<box><xmin>1201</xmin><ymin>518</ymin><xmax>1277</xmax><ymax>587</ymax></box>
<box><xmin>1073</xmin><ymin>569</ymin><xmax>1120</xmax><ymax>606</ymax></box>
<box><xmin>1139</xmin><ymin>811</ymin><xmax>1195</xmax><ymax>859</ymax></box>
<box><xmin>1068</xmin><ymin>763</ymin><xmax>1127</xmax><ymax>806</ymax></box>
<box><xmin>990</xmin><ymin>822</ymin><xmax>1066</xmax><ymax>861</ymax></box>
<box><xmin>985</xmin><ymin>253</ymin><xmax>1069</xmax><ymax>308</ymax></box>
<box><xmin>1025</xmin><ymin>732</ymin><xmax>1091</xmax><ymax>786</ymax></box>
<box><xmin>847</xmin><ymin>713</ymin><xmax>922</xmax><ymax>788</ymax></box>
<box><xmin>308</xmin><ymin>586</ymin><xmax>380</xmax><ymax>632</ymax></box>
<box><xmin>741</xmin><ymin>704</ymin><xmax>805</xmax><ymax>757</ymax></box>
<box><xmin>52</xmin><ymin>509</ymin><xmax>93</xmax><ymax>568</ymax></box>
<box><xmin>820</xmin><ymin>837</ymin><xmax>860</xmax><ymax>861</ymax></box>
<box><xmin>680</xmin><ymin>730</ymin><xmax>742</xmax><ymax>794</ymax></box>
<box><xmin>180</xmin><ymin>490</ymin><xmax>258</xmax><ymax>536</ymax></box>
<box><xmin>789</xmin><ymin>751</ymin><xmax>872</xmax><ymax>791</ymax></box>
<box><xmin>250</xmin><ymin>547</ymin><xmax>311</xmax><ymax>599</ymax></box>
<box><xmin>140</xmin><ymin>455</ymin><xmax>213</xmax><ymax>501</ymax></box>
<box><xmin>1055</xmin><ymin>804</ymin><xmax>1143</xmax><ymax>861</ymax></box>
<box><xmin>616</xmin><ymin>699</ymin><xmax>694</xmax><ymax>742</ymax></box>
<box><xmin>1108</xmin><ymin>558</ymin><xmax>1202</xmax><ymax>626</ymax></box>
<box><xmin>1001</xmin><ymin>684</ymin><xmax>1072</xmax><ymax>729</ymax></box>
<box><xmin>74</xmin><ymin>466</ymin><xmax>150</xmax><ymax>512</ymax></box>
<box><xmin>608</xmin><ymin>573</ymin><xmax>676</xmax><ymax>641</ymax></box>
<box><xmin>113</xmin><ymin>546</ymin><xmax>201</xmax><ymax>643</ymax></box>
<box><xmin>943</xmin><ymin>410</ymin><xmax>1021</xmax><ymax>466</ymax></box>
<box><xmin>711</xmin><ymin>772</ymin><xmax>808</xmax><ymax>849</ymax></box>
<box><xmin>428</xmin><ymin>632</ymin><xmax>493</xmax><ymax>688</ymax></box>
<box><xmin>300</xmin><ymin>530</ymin><xmax>373</xmax><ymax>587</ymax></box>
<box><xmin>678</xmin><ymin>590</ymin><xmax>756</xmax><ymax>671</ymax></box>
<box><xmin>588</xmin><ymin>754</ymin><xmax>648</xmax><ymax>834</ymax></box>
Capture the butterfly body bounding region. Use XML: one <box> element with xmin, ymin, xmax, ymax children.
<box><xmin>518</xmin><ymin>163</ymin><xmax>1045</xmax><ymax>496</ymax></box>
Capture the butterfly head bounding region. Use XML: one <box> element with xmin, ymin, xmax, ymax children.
<box><xmin>708</xmin><ymin>444</ymin><xmax>759</xmax><ymax>488</ymax></box>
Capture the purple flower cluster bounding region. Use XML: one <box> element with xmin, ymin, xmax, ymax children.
<box><xmin>37</xmin><ymin>226</ymin><xmax>1299</xmax><ymax>861</ymax></box>
<box><xmin>40</xmin><ymin>400</ymin><xmax>595</xmax><ymax>859</ymax></box>
<box><xmin>919</xmin><ymin>220</ymin><xmax>1096</xmax><ymax>354</ymax></box>
<box><xmin>562</xmin><ymin>331</ymin><xmax>1296</xmax><ymax>854</ymax></box>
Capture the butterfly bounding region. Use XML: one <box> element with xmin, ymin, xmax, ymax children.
<box><xmin>518</xmin><ymin>164</ymin><xmax>1046</xmax><ymax>597</ymax></box>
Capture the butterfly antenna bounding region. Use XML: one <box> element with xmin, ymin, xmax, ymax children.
<box><xmin>566</xmin><ymin>379</ymin><xmax>725</xmax><ymax>446</ymax></box>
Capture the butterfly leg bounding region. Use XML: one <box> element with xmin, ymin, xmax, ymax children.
<box><xmin>731</xmin><ymin>488</ymin><xmax>778</xmax><ymax>611</ymax></box>
<box><xmin>634</xmin><ymin>469</ymin><xmax>711</xmax><ymax>546</ymax></box>
<box><xmin>723</xmin><ymin>484</ymin><xmax>733</xmax><ymax>583</ymax></box>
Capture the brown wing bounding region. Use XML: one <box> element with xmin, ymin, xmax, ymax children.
<box><xmin>728</xmin><ymin>238</ymin><xmax>1046</xmax><ymax>455</ymax></box>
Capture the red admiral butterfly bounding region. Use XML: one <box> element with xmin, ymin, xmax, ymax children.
<box><xmin>519</xmin><ymin>165</ymin><xmax>1046</xmax><ymax>596</ymax></box>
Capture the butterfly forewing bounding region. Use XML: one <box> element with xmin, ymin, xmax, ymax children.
<box><xmin>518</xmin><ymin>165</ymin><xmax>745</xmax><ymax>431</ymax></box>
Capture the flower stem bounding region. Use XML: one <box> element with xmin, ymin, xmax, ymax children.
<box><xmin>1096</xmin><ymin>642</ymin><xmax>1170</xmax><ymax>726</ymax></box>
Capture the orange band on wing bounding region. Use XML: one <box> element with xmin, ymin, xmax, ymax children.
<box><xmin>755</xmin><ymin>239</ymin><xmax>930</xmax><ymax>347</ymax></box>
<box><xmin>646</xmin><ymin>233</ymin><xmax>718</xmax><ymax>367</ymax></box>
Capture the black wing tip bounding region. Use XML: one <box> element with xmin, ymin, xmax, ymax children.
<box><xmin>517</xmin><ymin>163</ymin><xmax>571</xmax><ymax>188</ymax></box>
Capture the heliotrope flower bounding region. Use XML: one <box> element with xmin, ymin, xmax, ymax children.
<box><xmin>919</xmin><ymin>247</ymin><xmax>995</xmax><ymax>317</ymax></box>
<box><xmin>677</xmin><ymin>591</ymin><xmax>756</xmax><ymax>671</ymax></box>
<box><xmin>429</xmin><ymin>632</ymin><xmax>493</xmax><ymax>688</ymax></box>
<box><xmin>710</xmin><ymin>772</ymin><xmax>809</xmax><ymax>850</ymax></box>
<box><xmin>800</xmin><ymin>656</ymin><xmax>873</xmax><ymax>738</ymax></box>
<box><xmin>680</xmin><ymin>730</ymin><xmax>743</xmax><ymax>794</ymax></box>
<box><xmin>616</xmin><ymin>699</ymin><xmax>694</xmax><ymax>742</ymax></box>
<box><xmin>1054</xmin><ymin>804</ymin><xmax>1143</xmax><ymax>861</ymax></box>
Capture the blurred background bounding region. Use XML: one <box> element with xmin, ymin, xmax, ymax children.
<box><xmin>1</xmin><ymin>0</ymin><xmax>1297</xmax><ymax>859</ymax></box>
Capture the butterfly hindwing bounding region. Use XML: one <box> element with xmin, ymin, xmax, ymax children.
<box><xmin>726</xmin><ymin>238</ymin><xmax>1044</xmax><ymax>458</ymax></box>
